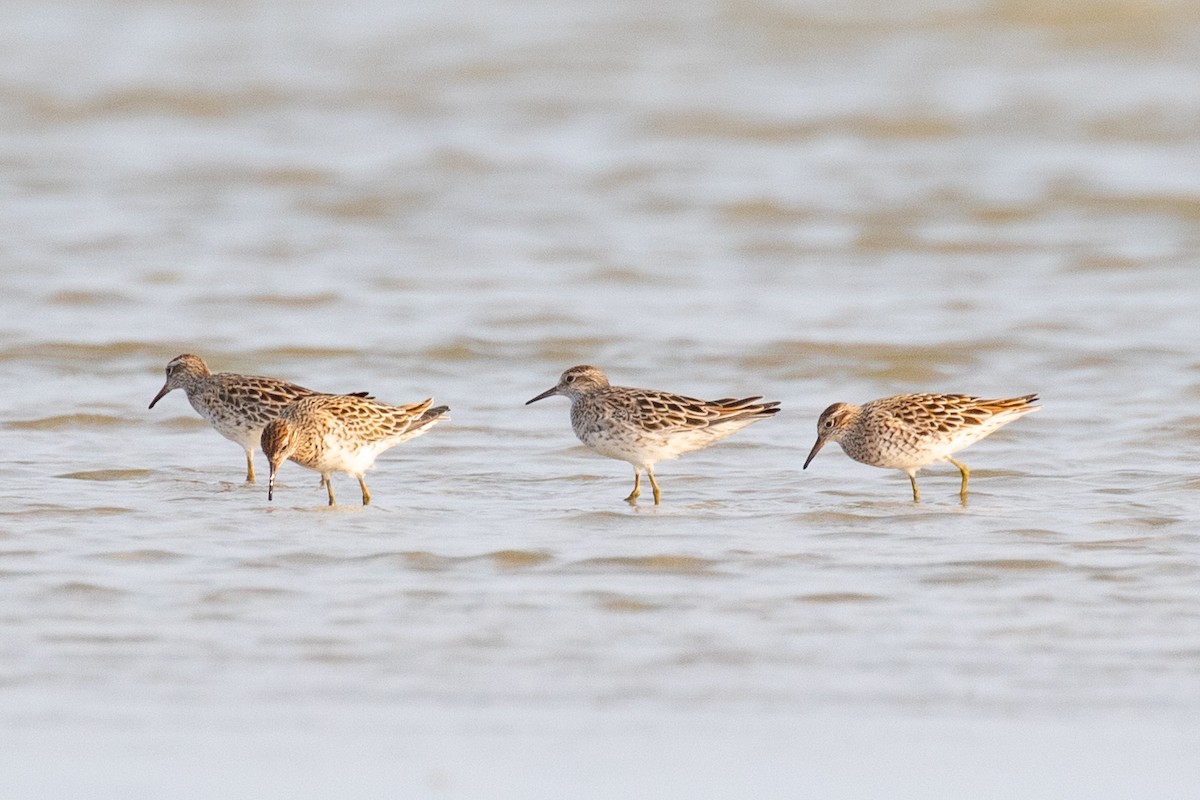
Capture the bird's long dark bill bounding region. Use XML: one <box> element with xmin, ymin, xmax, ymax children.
<box><xmin>148</xmin><ymin>384</ymin><xmax>170</xmax><ymax>409</ymax></box>
<box><xmin>268</xmin><ymin>470</ymin><xmax>276</xmax><ymax>501</ymax></box>
<box><xmin>803</xmin><ymin>437</ymin><xmax>826</xmax><ymax>469</ymax></box>
<box><xmin>525</xmin><ymin>387</ymin><xmax>558</xmax><ymax>405</ymax></box>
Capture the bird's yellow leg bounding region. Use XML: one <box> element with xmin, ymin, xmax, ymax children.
<box><xmin>245</xmin><ymin>451</ymin><xmax>256</xmax><ymax>484</ymax></box>
<box><xmin>358</xmin><ymin>476</ymin><xmax>371</xmax><ymax>506</ymax></box>
<box><xmin>625</xmin><ymin>470</ymin><xmax>641</xmax><ymax>504</ymax></box>
<box><xmin>948</xmin><ymin>458</ymin><xmax>969</xmax><ymax>500</ymax></box>
<box><xmin>908</xmin><ymin>472</ymin><xmax>921</xmax><ymax>503</ymax></box>
<box><xmin>324</xmin><ymin>475</ymin><xmax>336</xmax><ymax>506</ymax></box>
<box><xmin>648</xmin><ymin>471</ymin><xmax>662</xmax><ymax>505</ymax></box>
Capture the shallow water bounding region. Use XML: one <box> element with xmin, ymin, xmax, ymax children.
<box><xmin>2</xmin><ymin>0</ymin><xmax>1200</xmax><ymax>797</ymax></box>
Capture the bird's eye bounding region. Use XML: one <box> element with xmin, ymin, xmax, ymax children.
<box><xmin>824</xmin><ymin>418</ymin><xmax>834</xmax><ymax>429</ymax></box>
<box><xmin>565</xmin><ymin>374</ymin><xmax>576</xmax><ymax>383</ymax></box>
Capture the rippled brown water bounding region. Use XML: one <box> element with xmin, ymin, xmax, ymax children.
<box><xmin>2</xmin><ymin>0</ymin><xmax>1199</xmax><ymax>797</ymax></box>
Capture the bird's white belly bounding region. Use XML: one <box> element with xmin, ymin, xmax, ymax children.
<box><xmin>305</xmin><ymin>436</ymin><xmax>383</xmax><ymax>476</ymax></box>
<box><xmin>857</xmin><ymin>427</ymin><xmax>998</xmax><ymax>471</ymax></box>
<box><xmin>581</xmin><ymin>425</ymin><xmax>743</xmax><ymax>468</ymax></box>
<box><xmin>196</xmin><ymin>405</ymin><xmax>261</xmax><ymax>450</ymax></box>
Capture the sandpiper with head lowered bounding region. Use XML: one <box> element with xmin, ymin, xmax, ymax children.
<box><xmin>261</xmin><ymin>393</ymin><xmax>448</xmax><ymax>507</ymax></box>
<box><xmin>149</xmin><ymin>353</ymin><xmax>371</xmax><ymax>483</ymax></box>
<box><xmin>526</xmin><ymin>365</ymin><xmax>780</xmax><ymax>505</ymax></box>
<box><xmin>803</xmin><ymin>392</ymin><xmax>1040</xmax><ymax>502</ymax></box>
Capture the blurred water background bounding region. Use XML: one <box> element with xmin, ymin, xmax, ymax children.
<box><xmin>2</xmin><ymin>0</ymin><xmax>1199</xmax><ymax>796</ymax></box>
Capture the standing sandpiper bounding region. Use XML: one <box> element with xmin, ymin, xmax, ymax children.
<box><xmin>149</xmin><ymin>353</ymin><xmax>369</xmax><ymax>483</ymax></box>
<box><xmin>526</xmin><ymin>365</ymin><xmax>780</xmax><ymax>505</ymax></box>
<box><xmin>261</xmin><ymin>394</ymin><xmax>448</xmax><ymax>506</ymax></box>
<box><xmin>803</xmin><ymin>392</ymin><xmax>1040</xmax><ymax>502</ymax></box>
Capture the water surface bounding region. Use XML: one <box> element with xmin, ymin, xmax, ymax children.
<box><xmin>2</xmin><ymin>0</ymin><xmax>1199</xmax><ymax>797</ymax></box>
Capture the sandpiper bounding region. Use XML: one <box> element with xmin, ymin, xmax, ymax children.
<box><xmin>149</xmin><ymin>353</ymin><xmax>369</xmax><ymax>483</ymax></box>
<box><xmin>803</xmin><ymin>392</ymin><xmax>1040</xmax><ymax>502</ymax></box>
<box><xmin>526</xmin><ymin>365</ymin><xmax>780</xmax><ymax>505</ymax></box>
<box><xmin>261</xmin><ymin>393</ymin><xmax>448</xmax><ymax>506</ymax></box>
